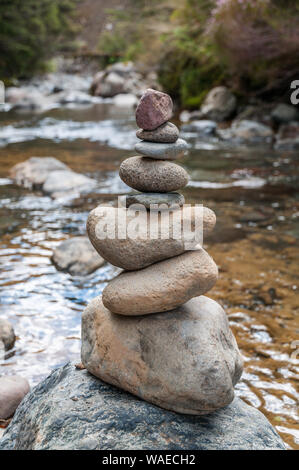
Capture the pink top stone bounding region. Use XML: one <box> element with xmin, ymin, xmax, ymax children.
<box><xmin>136</xmin><ymin>88</ymin><xmax>173</xmax><ymax>131</ymax></box>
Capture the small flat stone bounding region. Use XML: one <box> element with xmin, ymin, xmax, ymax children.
<box><xmin>136</xmin><ymin>89</ymin><xmax>173</xmax><ymax>130</ymax></box>
<box><xmin>82</xmin><ymin>295</ymin><xmax>243</xmax><ymax>414</ymax></box>
<box><xmin>102</xmin><ymin>248</ymin><xmax>218</xmax><ymax>315</ymax></box>
<box><xmin>119</xmin><ymin>156</ymin><xmax>189</xmax><ymax>192</ymax></box>
<box><xmin>135</xmin><ymin>138</ymin><xmax>188</xmax><ymax>160</ymax></box>
<box><xmin>136</xmin><ymin>122</ymin><xmax>179</xmax><ymax>143</ymax></box>
<box><xmin>87</xmin><ymin>205</ymin><xmax>216</xmax><ymax>270</ymax></box>
<box><xmin>125</xmin><ymin>192</ymin><xmax>185</xmax><ymax>209</ymax></box>
<box><xmin>0</xmin><ymin>376</ymin><xmax>30</xmax><ymax>419</ymax></box>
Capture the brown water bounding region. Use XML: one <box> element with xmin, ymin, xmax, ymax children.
<box><xmin>0</xmin><ymin>102</ymin><xmax>298</xmax><ymax>448</ymax></box>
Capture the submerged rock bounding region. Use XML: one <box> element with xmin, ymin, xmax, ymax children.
<box><xmin>42</xmin><ymin>170</ymin><xmax>96</xmax><ymax>197</ymax></box>
<box><xmin>0</xmin><ymin>319</ymin><xmax>16</xmax><ymax>351</ymax></box>
<box><xmin>51</xmin><ymin>236</ymin><xmax>105</xmax><ymax>276</ymax></box>
<box><xmin>102</xmin><ymin>249</ymin><xmax>218</xmax><ymax>315</ymax></box>
<box><xmin>218</xmin><ymin>119</ymin><xmax>274</xmax><ymax>144</ymax></box>
<box><xmin>0</xmin><ymin>376</ymin><xmax>30</xmax><ymax>420</ymax></box>
<box><xmin>0</xmin><ymin>363</ymin><xmax>286</xmax><ymax>449</ymax></box>
<box><xmin>10</xmin><ymin>157</ymin><xmax>68</xmax><ymax>189</ymax></box>
<box><xmin>10</xmin><ymin>157</ymin><xmax>96</xmax><ymax>198</ymax></box>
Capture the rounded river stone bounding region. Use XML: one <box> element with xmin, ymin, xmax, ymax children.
<box><xmin>125</xmin><ymin>192</ymin><xmax>185</xmax><ymax>209</ymax></box>
<box><xmin>135</xmin><ymin>138</ymin><xmax>188</xmax><ymax>160</ymax></box>
<box><xmin>102</xmin><ymin>248</ymin><xmax>218</xmax><ymax>315</ymax></box>
<box><xmin>119</xmin><ymin>156</ymin><xmax>189</xmax><ymax>193</ymax></box>
<box><xmin>136</xmin><ymin>122</ymin><xmax>179</xmax><ymax>143</ymax></box>
<box><xmin>87</xmin><ymin>205</ymin><xmax>216</xmax><ymax>270</ymax></box>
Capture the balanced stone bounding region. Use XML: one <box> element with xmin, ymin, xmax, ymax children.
<box><xmin>119</xmin><ymin>156</ymin><xmax>189</xmax><ymax>192</ymax></box>
<box><xmin>102</xmin><ymin>248</ymin><xmax>218</xmax><ymax>315</ymax></box>
<box><xmin>136</xmin><ymin>122</ymin><xmax>179</xmax><ymax>143</ymax></box>
<box><xmin>125</xmin><ymin>192</ymin><xmax>185</xmax><ymax>209</ymax></box>
<box><xmin>135</xmin><ymin>138</ymin><xmax>188</xmax><ymax>160</ymax></box>
<box><xmin>136</xmin><ymin>88</ymin><xmax>173</xmax><ymax>130</ymax></box>
<box><xmin>82</xmin><ymin>295</ymin><xmax>243</xmax><ymax>414</ymax></box>
<box><xmin>87</xmin><ymin>205</ymin><xmax>216</xmax><ymax>270</ymax></box>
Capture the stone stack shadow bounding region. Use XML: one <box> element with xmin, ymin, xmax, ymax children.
<box><xmin>82</xmin><ymin>89</ymin><xmax>243</xmax><ymax>415</ymax></box>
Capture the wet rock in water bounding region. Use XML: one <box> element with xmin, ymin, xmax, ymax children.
<box><xmin>102</xmin><ymin>249</ymin><xmax>218</xmax><ymax>315</ymax></box>
<box><xmin>271</xmin><ymin>103</ymin><xmax>299</xmax><ymax>124</ymax></box>
<box><xmin>181</xmin><ymin>120</ymin><xmax>217</xmax><ymax>135</ymax></box>
<box><xmin>119</xmin><ymin>156</ymin><xmax>189</xmax><ymax>193</ymax></box>
<box><xmin>0</xmin><ymin>363</ymin><xmax>286</xmax><ymax>450</ymax></box>
<box><xmin>0</xmin><ymin>376</ymin><xmax>30</xmax><ymax>420</ymax></box>
<box><xmin>82</xmin><ymin>296</ymin><xmax>243</xmax><ymax>414</ymax></box>
<box><xmin>136</xmin><ymin>122</ymin><xmax>179</xmax><ymax>143</ymax></box>
<box><xmin>136</xmin><ymin>89</ymin><xmax>173</xmax><ymax>130</ymax></box>
<box><xmin>10</xmin><ymin>157</ymin><xmax>69</xmax><ymax>189</ymax></box>
<box><xmin>200</xmin><ymin>87</ymin><xmax>237</xmax><ymax>122</ymax></box>
<box><xmin>10</xmin><ymin>157</ymin><xmax>96</xmax><ymax>198</ymax></box>
<box><xmin>135</xmin><ymin>138</ymin><xmax>188</xmax><ymax>160</ymax></box>
<box><xmin>0</xmin><ymin>319</ymin><xmax>16</xmax><ymax>351</ymax></box>
<box><xmin>275</xmin><ymin>122</ymin><xmax>299</xmax><ymax>150</ymax></box>
<box><xmin>91</xmin><ymin>62</ymin><xmax>159</xmax><ymax>98</ymax></box>
<box><xmin>217</xmin><ymin>119</ymin><xmax>274</xmax><ymax>144</ymax></box>
<box><xmin>51</xmin><ymin>236</ymin><xmax>105</xmax><ymax>276</ymax></box>
<box><xmin>125</xmin><ymin>191</ymin><xmax>185</xmax><ymax>208</ymax></box>
<box><xmin>42</xmin><ymin>170</ymin><xmax>96</xmax><ymax>197</ymax></box>
<box><xmin>87</xmin><ymin>205</ymin><xmax>216</xmax><ymax>270</ymax></box>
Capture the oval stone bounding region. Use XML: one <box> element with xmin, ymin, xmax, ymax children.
<box><xmin>125</xmin><ymin>192</ymin><xmax>185</xmax><ymax>209</ymax></box>
<box><xmin>102</xmin><ymin>248</ymin><xmax>218</xmax><ymax>315</ymax></box>
<box><xmin>87</xmin><ymin>205</ymin><xmax>216</xmax><ymax>270</ymax></box>
<box><xmin>82</xmin><ymin>295</ymin><xmax>243</xmax><ymax>414</ymax></box>
<box><xmin>135</xmin><ymin>138</ymin><xmax>188</xmax><ymax>160</ymax></box>
<box><xmin>136</xmin><ymin>88</ymin><xmax>173</xmax><ymax>130</ymax></box>
<box><xmin>119</xmin><ymin>156</ymin><xmax>189</xmax><ymax>193</ymax></box>
<box><xmin>136</xmin><ymin>122</ymin><xmax>179</xmax><ymax>143</ymax></box>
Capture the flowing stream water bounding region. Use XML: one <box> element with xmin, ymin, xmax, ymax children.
<box><xmin>0</xmin><ymin>101</ymin><xmax>298</xmax><ymax>449</ymax></box>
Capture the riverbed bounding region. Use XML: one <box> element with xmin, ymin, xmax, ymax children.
<box><xmin>0</xmin><ymin>99</ymin><xmax>298</xmax><ymax>449</ymax></box>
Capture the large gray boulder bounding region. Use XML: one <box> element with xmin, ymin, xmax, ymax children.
<box><xmin>0</xmin><ymin>363</ymin><xmax>286</xmax><ymax>450</ymax></box>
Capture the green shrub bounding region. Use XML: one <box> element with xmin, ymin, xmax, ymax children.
<box><xmin>0</xmin><ymin>0</ymin><xmax>78</xmax><ymax>79</ymax></box>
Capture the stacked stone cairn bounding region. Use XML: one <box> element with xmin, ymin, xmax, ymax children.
<box><xmin>82</xmin><ymin>89</ymin><xmax>243</xmax><ymax>415</ymax></box>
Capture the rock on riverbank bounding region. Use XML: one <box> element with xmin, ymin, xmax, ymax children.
<box><xmin>0</xmin><ymin>363</ymin><xmax>286</xmax><ymax>450</ymax></box>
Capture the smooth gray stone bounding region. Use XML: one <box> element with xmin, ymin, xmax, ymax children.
<box><xmin>135</xmin><ymin>138</ymin><xmax>188</xmax><ymax>160</ymax></box>
<box><xmin>125</xmin><ymin>192</ymin><xmax>185</xmax><ymax>209</ymax></box>
<box><xmin>0</xmin><ymin>363</ymin><xmax>286</xmax><ymax>450</ymax></box>
<box><xmin>136</xmin><ymin>122</ymin><xmax>179</xmax><ymax>143</ymax></box>
<box><xmin>0</xmin><ymin>319</ymin><xmax>15</xmax><ymax>351</ymax></box>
